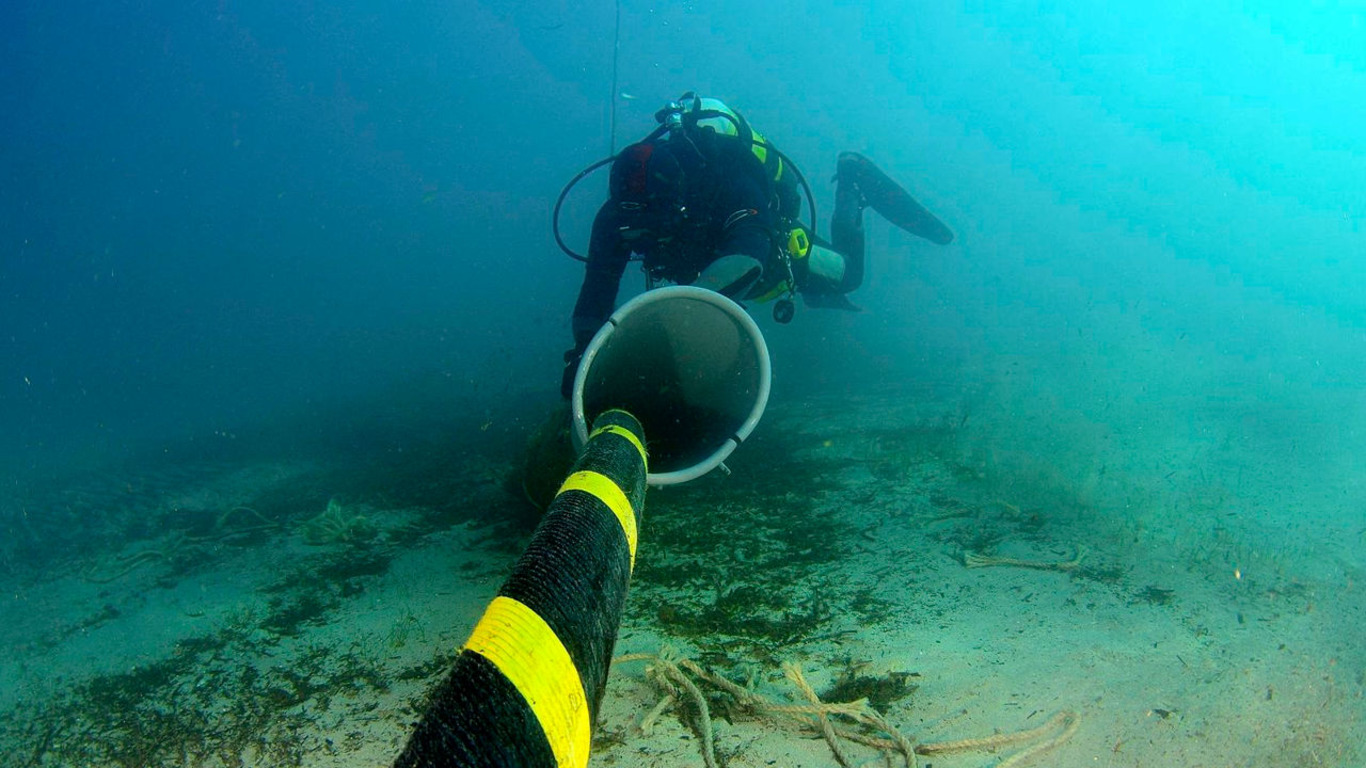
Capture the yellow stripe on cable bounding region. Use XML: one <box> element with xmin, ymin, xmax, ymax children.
<box><xmin>556</xmin><ymin>470</ymin><xmax>638</xmax><ymax>570</ymax></box>
<box><xmin>463</xmin><ymin>596</ymin><xmax>591</xmax><ymax>768</ymax></box>
<box><xmin>589</xmin><ymin>422</ymin><xmax>649</xmax><ymax>471</ymax></box>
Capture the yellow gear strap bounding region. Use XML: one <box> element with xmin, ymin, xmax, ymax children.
<box><xmin>787</xmin><ymin>228</ymin><xmax>811</xmax><ymax>259</ymax></box>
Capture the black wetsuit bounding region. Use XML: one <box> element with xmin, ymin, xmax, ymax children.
<box><xmin>569</xmin><ymin>133</ymin><xmax>789</xmax><ymax>353</ymax></box>
<box><xmin>562</xmin><ymin>136</ymin><xmax>952</xmax><ymax>395</ymax></box>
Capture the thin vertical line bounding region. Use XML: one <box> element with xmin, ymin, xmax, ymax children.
<box><xmin>610</xmin><ymin>0</ymin><xmax>621</xmax><ymax>155</ymax></box>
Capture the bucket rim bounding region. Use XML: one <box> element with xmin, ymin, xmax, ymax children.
<box><xmin>570</xmin><ymin>286</ymin><xmax>772</xmax><ymax>486</ymax></box>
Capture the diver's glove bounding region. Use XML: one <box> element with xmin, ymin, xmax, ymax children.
<box><xmin>560</xmin><ymin>348</ymin><xmax>583</xmax><ymax>400</ymax></box>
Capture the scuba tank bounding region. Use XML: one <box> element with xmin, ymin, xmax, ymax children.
<box><xmin>785</xmin><ymin>226</ymin><xmax>846</xmax><ymax>283</ymax></box>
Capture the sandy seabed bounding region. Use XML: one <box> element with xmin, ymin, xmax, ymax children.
<box><xmin>2</xmin><ymin>385</ymin><xmax>1362</xmax><ymax>767</ymax></box>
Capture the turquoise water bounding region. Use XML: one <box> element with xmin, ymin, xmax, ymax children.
<box><xmin>2</xmin><ymin>1</ymin><xmax>1363</xmax><ymax>765</ymax></box>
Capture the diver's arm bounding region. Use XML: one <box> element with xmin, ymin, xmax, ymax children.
<box><xmin>570</xmin><ymin>201</ymin><xmax>632</xmax><ymax>351</ymax></box>
<box><xmin>563</xmin><ymin>202</ymin><xmax>632</xmax><ymax>398</ymax></box>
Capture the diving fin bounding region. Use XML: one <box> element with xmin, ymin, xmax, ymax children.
<box><xmin>837</xmin><ymin>152</ymin><xmax>954</xmax><ymax>245</ymax></box>
<box><xmin>802</xmin><ymin>289</ymin><xmax>862</xmax><ymax>312</ymax></box>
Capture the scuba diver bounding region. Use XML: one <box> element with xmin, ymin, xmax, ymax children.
<box><xmin>557</xmin><ymin>93</ymin><xmax>955</xmax><ymax>398</ymax></box>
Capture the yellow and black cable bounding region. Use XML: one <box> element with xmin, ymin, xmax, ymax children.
<box><xmin>395</xmin><ymin>409</ymin><xmax>648</xmax><ymax>768</ymax></box>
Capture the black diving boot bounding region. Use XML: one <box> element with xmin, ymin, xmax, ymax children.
<box><xmin>836</xmin><ymin>152</ymin><xmax>954</xmax><ymax>245</ymax></box>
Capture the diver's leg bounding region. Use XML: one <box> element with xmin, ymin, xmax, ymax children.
<box><xmin>790</xmin><ymin>156</ymin><xmax>864</xmax><ymax>308</ymax></box>
<box><xmin>831</xmin><ymin>153</ymin><xmax>869</xmax><ymax>293</ymax></box>
<box><xmin>837</xmin><ymin>152</ymin><xmax>954</xmax><ymax>246</ymax></box>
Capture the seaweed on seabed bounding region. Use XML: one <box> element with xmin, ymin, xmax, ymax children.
<box><xmin>647</xmin><ymin>577</ymin><xmax>837</xmax><ymax>651</ymax></box>
<box><xmin>260</xmin><ymin>590</ymin><xmax>341</xmax><ymax>637</ymax></box>
<box><xmin>819</xmin><ymin>656</ymin><xmax>919</xmax><ymax>714</ymax></box>
<box><xmin>1132</xmin><ymin>585</ymin><xmax>1176</xmax><ymax>606</ymax></box>
<box><xmin>10</xmin><ymin>607</ymin><xmax>403</xmax><ymax>766</ymax></box>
